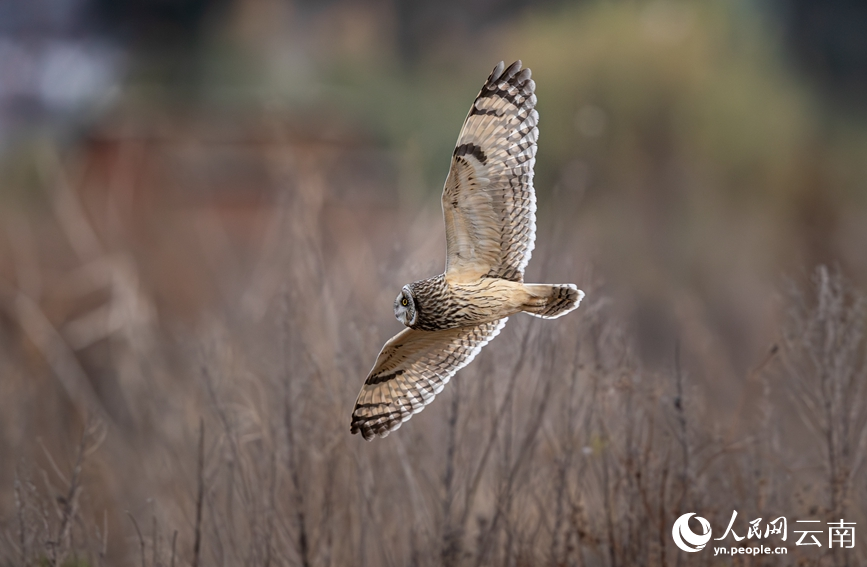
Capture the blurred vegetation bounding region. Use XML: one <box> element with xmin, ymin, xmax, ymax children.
<box><xmin>1</xmin><ymin>0</ymin><xmax>867</xmax><ymax>565</ymax></box>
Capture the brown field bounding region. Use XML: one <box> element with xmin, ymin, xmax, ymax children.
<box><xmin>1</xmin><ymin>2</ymin><xmax>866</xmax><ymax>566</ymax></box>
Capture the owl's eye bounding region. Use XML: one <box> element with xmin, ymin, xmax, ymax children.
<box><xmin>401</xmin><ymin>298</ymin><xmax>409</xmax><ymax>307</ymax></box>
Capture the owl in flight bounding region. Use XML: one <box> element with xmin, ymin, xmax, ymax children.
<box><xmin>350</xmin><ymin>61</ymin><xmax>584</xmax><ymax>440</ymax></box>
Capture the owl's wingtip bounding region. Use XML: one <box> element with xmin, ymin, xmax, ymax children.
<box><xmin>351</xmin><ymin>413</ymin><xmax>400</xmax><ymax>441</ymax></box>
<box><xmin>350</xmin><ymin>422</ymin><xmax>375</xmax><ymax>441</ymax></box>
<box><xmin>490</xmin><ymin>61</ymin><xmax>506</xmax><ymax>81</ymax></box>
<box><xmin>490</xmin><ymin>60</ymin><xmax>526</xmax><ymax>81</ymax></box>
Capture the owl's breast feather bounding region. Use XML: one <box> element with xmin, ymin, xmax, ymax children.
<box><xmin>409</xmin><ymin>275</ymin><xmax>518</xmax><ymax>331</ymax></box>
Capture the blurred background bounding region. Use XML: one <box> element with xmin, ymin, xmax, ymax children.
<box><xmin>1</xmin><ymin>0</ymin><xmax>866</xmax><ymax>565</ymax></box>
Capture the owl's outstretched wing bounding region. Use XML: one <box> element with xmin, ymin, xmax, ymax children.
<box><xmin>350</xmin><ymin>319</ymin><xmax>507</xmax><ymax>440</ymax></box>
<box><xmin>442</xmin><ymin>60</ymin><xmax>538</xmax><ymax>283</ymax></box>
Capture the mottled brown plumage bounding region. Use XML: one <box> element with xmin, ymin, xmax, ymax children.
<box><xmin>350</xmin><ymin>61</ymin><xmax>584</xmax><ymax>441</ymax></box>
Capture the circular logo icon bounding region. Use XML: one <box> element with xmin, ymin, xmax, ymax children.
<box><xmin>672</xmin><ymin>513</ymin><xmax>712</xmax><ymax>552</ymax></box>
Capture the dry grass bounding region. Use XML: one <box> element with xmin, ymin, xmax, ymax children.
<box><xmin>0</xmin><ymin>135</ymin><xmax>864</xmax><ymax>567</ymax></box>
<box><xmin>3</xmin><ymin>7</ymin><xmax>867</xmax><ymax>555</ymax></box>
<box><xmin>3</xmin><ymin>2</ymin><xmax>867</xmax><ymax>565</ymax></box>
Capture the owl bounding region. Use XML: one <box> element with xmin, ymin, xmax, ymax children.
<box><xmin>350</xmin><ymin>61</ymin><xmax>584</xmax><ymax>440</ymax></box>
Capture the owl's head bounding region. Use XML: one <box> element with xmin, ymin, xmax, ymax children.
<box><xmin>394</xmin><ymin>285</ymin><xmax>418</xmax><ymax>327</ymax></box>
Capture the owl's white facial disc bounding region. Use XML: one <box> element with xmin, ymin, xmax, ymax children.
<box><xmin>394</xmin><ymin>286</ymin><xmax>417</xmax><ymax>327</ymax></box>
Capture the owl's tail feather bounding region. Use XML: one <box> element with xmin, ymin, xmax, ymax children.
<box><xmin>522</xmin><ymin>284</ymin><xmax>585</xmax><ymax>319</ymax></box>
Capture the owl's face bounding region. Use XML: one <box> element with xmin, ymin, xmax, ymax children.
<box><xmin>394</xmin><ymin>286</ymin><xmax>418</xmax><ymax>327</ymax></box>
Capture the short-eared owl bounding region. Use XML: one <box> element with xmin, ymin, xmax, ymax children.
<box><xmin>351</xmin><ymin>61</ymin><xmax>584</xmax><ymax>440</ymax></box>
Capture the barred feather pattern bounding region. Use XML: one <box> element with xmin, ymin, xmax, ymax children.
<box><xmin>350</xmin><ymin>61</ymin><xmax>583</xmax><ymax>441</ymax></box>
<box><xmin>407</xmin><ymin>275</ymin><xmax>515</xmax><ymax>331</ymax></box>
<box><xmin>350</xmin><ymin>319</ymin><xmax>507</xmax><ymax>440</ymax></box>
<box><xmin>443</xmin><ymin>60</ymin><xmax>538</xmax><ymax>282</ymax></box>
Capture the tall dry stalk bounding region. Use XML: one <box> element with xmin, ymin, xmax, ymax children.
<box><xmin>778</xmin><ymin>266</ymin><xmax>867</xmax><ymax>566</ymax></box>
